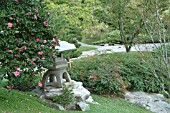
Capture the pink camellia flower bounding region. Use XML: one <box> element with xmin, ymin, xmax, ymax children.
<box><xmin>37</xmin><ymin>51</ymin><xmax>43</xmax><ymax>55</ymax></box>
<box><xmin>17</xmin><ymin>68</ymin><xmax>22</xmax><ymax>72</ymax></box>
<box><xmin>52</xmin><ymin>53</ymin><xmax>55</xmax><ymax>57</ymax></box>
<box><xmin>23</xmin><ymin>46</ymin><xmax>27</xmax><ymax>50</ymax></box>
<box><xmin>34</xmin><ymin>15</ymin><xmax>37</xmax><ymax>20</ymax></box>
<box><xmin>42</xmin><ymin>57</ymin><xmax>45</xmax><ymax>60</ymax></box>
<box><xmin>26</xmin><ymin>12</ymin><xmax>31</xmax><ymax>16</ymax></box>
<box><xmin>8</xmin><ymin>50</ymin><xmax>13</xmax><ymax>53</ymax></box>
<box><xmin>48</xmin><ymin>12</ymin><xmax>50</xmax><ymax>15</ymax></box>
<box><xmin>30</xmin><ymin>60</ymin><xmax>35</xmax><ymax>65</ymax></box>
<box><xmin>38</xmin><ymin>82</ymin><xmax>43</xmax><ymax>87</ymax></box>
<box><xmin>6</xmin><ymin>86</ymin><xmax>11</xmax><ymax>89</ymax></box>
<box><xmin>43</xmin><ymin>20</ymin><xmax>48</xmax><ymax>27</ymax></box>
<box><xmin>8</xmin><ymin>23</ymin><xmax>13</xmax><ymax>28</ymax></box>
<box><xmin>52</xmin><ymin>38</ymin><xmax>56</xmax><ymax>42</ymax></box>
<box><xmin>14</xmin><ymin>54</ymin><xmax>19</xmax><ymax>58</ymax></box>
<box><xmin>43</xmin><ymin>40</ymin><xmax>47</xmax><ymax>43</ymax></box>
<box><xmin>36</xmin><ymin>38</ymin><xmax>40</xmax><ymax>42</ymax></box>
<box><xmin>14</xmin><ymin>0</ymin><xmax>18</xmax><ymax>2</ymax></box>
<box><xmin>35</xmin><ymin>9</ymin><xmax>38</xmax><ymax>13</ymax></box>
<box><xmin>41</xmin><ymin>45</ymin><xmax>44</xmax><ymax>47</ymax></box>
<box><xmin>9</xmin><ymin>16</ymin><xmax>13</xmax><ymax>20</ymax></box>
<box><xmin>54</xmin><ymin>43</ymin><xmax>58</xmax><ymax>47</ymax></box>
<box><xmin>13</xmin><ymin>71</ymin><xmax>20</xmax><ymax>77</ymax></box>
<box><xmin>18</xmin><ymin>48</ymin><xmax>22</xmax><ymax>52</ymax></box>
<box><xmin>16</xmin><ymin>19</ymin><xmax>19</xmax><ymax>23</ymax></box>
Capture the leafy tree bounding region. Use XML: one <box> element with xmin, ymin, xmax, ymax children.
<box><xmin>0</xmin><ymin>0</ymin><xmax>58</xmax><ymax>91</ymax></box>
<box><xmin>45</xmin><ymin>0</ymin><xmax>83</xmax><ymax>58</ymax></box>
<box><xmin>45</xmin><ymin>0</ymin><xmax>83</xmax><ymax>42</ymax></box>
<box><xmin>99</xmin><ymin>0</ymin><xmax>144</xmax><ymax>52</ymax></box>
<box><xmin>138</xmin><ymin>0</ymin><xmax>170</xmax><ymax>97</ymax></box>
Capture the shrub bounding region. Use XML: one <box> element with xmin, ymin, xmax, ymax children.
<box><xmin>68</xmin><ymin>52</ymin><xmax>169</xmax><ymax>96</ymax></box>
<box><xmin>52</xmin><ymin>85</ymin><xmax>75</xmax><ymax>106</ymax></box>
<box><xmin>134</xmin><ymin>34</ymin><xmax>170</xmax><ymax>44</ymax></box>
<box><xmin>68</xmin><ymin>55</ymin><xmax>126</xmax><ymax>96</ymax></box>
<box><xmin>0</xmin><ymin>0</ymin><xmax>58</xmax><ymax>91</ymax></box>
<box><xmin>118</xmin><ymin>53</ymin><xmax>162</xmax><ymax>92</ymax></box>
<box><xmin>63</xmin><ymin>50</ymin><xmax>82</xmax><ymax>59</ymax></box>
<box><xmin>152</xmin><ymin>44</ymin><xmax>170</xmax><ymax>57</ymax></box>
<box><xmin>93</xmin><ymin>37</ymin><xmax>116</xmax><ymax>45</ymax></box>
<box><xmin>63</xmin><ymin>46</ymin><xmax>97</xmax><ymax>59</ymax></box>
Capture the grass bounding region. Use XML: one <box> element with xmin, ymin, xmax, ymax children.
<box><xmin>0</xmin><ymin>88</ymin><xmax>152</xmax><ymax>113</ymax></box>
<box><xmin>63</xmin><ymin>46</ymin><xmax>97</xmax><ymax>58</ymax></box>
<box><xmin>77</xmin><ymin>46</ymin><xmax>97</xmax><ymax>52</ymax></box>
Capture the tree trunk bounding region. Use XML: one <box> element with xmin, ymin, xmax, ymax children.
<box><xmin>125</xmin><ymin>45</ymin><xmax>131</xmax><ymax>52</ymax></box>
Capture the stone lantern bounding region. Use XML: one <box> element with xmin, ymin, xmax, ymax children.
<box><xmin>42</xmin><ymin>40</ymin><xmax>76</xmax><ymax>89</ymax></box>
<box><xmin>37</xmin><ymin>41</ymin><xmax>96</xmax><ymax>111</ymax></box>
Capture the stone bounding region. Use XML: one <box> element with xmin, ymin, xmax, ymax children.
<box><xmin>32</xmin><ymin>86</ymin><xmax>44</xmax><ymax>95</ymax></box>
<box><xmin>64</xmin><ymin>81</ymin><xmax>74</xmax><ymax>87</ymax></box>
<box><xmin>86</xmin><ymin>96</ymin><xmax>94</xmax><ymax>103</ymax></box>
<box><xmin>34</xmin><ymin>80</ymin><xmax>95</xmax><ymax>111</ymax></box>
<box><xmin>45</xmin><ymin>87</ymin><xmax>63</xmax><ymax>92</ymax></box>
<box><xmin>86</xmin><ymin>96</ymin><xmax>100</xmax><ymax>105</ymax></box>
<box><xmin>42</xmin><ymin>58</ymin><xmax>71</xmax><ymax>88</ymax></box>
<box><xmin>65</xmin><ymin>103</ymin><xmax>76</xmax><ymax>110</ymax></box>
<box><xmin>73</xmin><ymin>85</ymin><xmax>90</xmax><ymax>102</ymax></box>
<box><xmin>148</xmin><ymin>101</ymin><xmax>170</xmax><ymax>113</ymax></box>
<box><xmin>104</xmin><ymin>44</ymin><xmax>109</xmax><ymax>46</ymax></box>
<box><xmin>46</xmin><ymin>99</ymin><xmax>77</xmax><ymax>110</ymax></box>
<box><xmin>71</xmin><ymin>80</ymin><xmax>83</xmax><ymax>88</ymax></box>
<box><xmin>124</xmin><ymin>91</ymin><xmax>170</xmax><ymax>113</ymax></box>
<box><xmin>55</xmin><ymin>40</ymin><xmax>76</xmax><ymax>52</ymax></box>
<box><xmin>44</xmin><ymin>91</ymin><xmax>63</xmax><ymax>100</ymax></box>
<box><xmin>76</xmin><ymin>102</ymin><xmax>90</xmax><ymax>111</ymax></box>
<box><xmin>58</xmin><ymin>104</ymin><xmax>66</xmax><ymax>111</ymax></box>
<box><xmin>47</xmin><ymin>100</ymin><xmax>65</xmax><ymax>110</ymax></box>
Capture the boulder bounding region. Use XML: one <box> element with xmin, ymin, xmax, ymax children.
<box><xmin>35</xmin><ymin>80</ymin><xmax>97</xmax><ymax>111</ymax></box>
<box><xmin>125</xmin><ymin>91</ymin><xmax>170</xmax><ymax>113</ymax></box>
<box><xmin>76</xmin><ymin>102</ymin><xmax>90</xmax><ymax>111</ymax></box>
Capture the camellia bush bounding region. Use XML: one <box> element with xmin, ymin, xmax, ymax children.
<box><xmin>0</xmin><ymin>0</ymin><xmax>58</xmax><ymax>91</ymax></box>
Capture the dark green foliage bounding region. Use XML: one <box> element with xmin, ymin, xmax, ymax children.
<box><xmin>52</xmin><ymin>0</ymin><xmax>70</xmax><ymax>4</ymax></box>
<box><xmin>47</xmin><ymin>2</ymin><xmax>83</xmax><ymax>58</ymax></box>
<box><xmin>64</xmin><ymin>26</ymin><xmax>83</xmax><ymax>42</ymax></box>
<box><xmin>68</xmin><ymin>55</ymin><xmax>126</xmax><ymax>96</ymax></box>
<box><xmin>11</xmin><ymin>74</ymin><xmax>41</xmax><ymax>91</ymax></box>
<box><xmin>153</xmin><ymin>44</ymin><xmax>170</xmax><ymax>57</ymax></box>
<box><xmin>134</xmin><ymin>35</ymin><xmax>170</xmax><ymax>44</ymax></box>
<box><xmin>63</xmin><ymin>46</ymin><xmax>97</xmax><ymax>59</ymax></box>
<box><xmin>63</xmin><ymin>50</ymin><xmax>82</xmax><ymax>59</ymax></box>
<box><xmin>0</xmin><ymin>0</ymin><xmax>57</xmax><ymax>91</ymax></box>
<box><xmin>118</xmin><ymin>53</ymin><xmax>161</xmax><ymax>92</ymax></box>
<box><xmin>52</xmin><ymin>85</ymin><xmax>75</xmax><ymax>106</ymax></box>
<box><xmin>93</xmin><ymin>37</ymin><xmax>117</xmax><ymax>45</ymax></box>
<box><xmin>68</xmin><ymin>52</ymin><xmax>169</xmax><ymax>96</ymax></box>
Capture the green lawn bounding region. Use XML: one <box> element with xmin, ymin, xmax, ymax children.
<box><xmin>0</xmin><ymin>88</ymin><xmax>152</xmax><ymax>113</ymax></box>
<box><xmin>77</xmin><ymin>46</ymin><xmax>97</xmax><ymax>52</ymax></box>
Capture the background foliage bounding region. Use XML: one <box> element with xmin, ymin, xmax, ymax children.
<box><xmin>68</xmin><ymin>52</ymin><xmax>169</xmax><ymax>96</ymax></box>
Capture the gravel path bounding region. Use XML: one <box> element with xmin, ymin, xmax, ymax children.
<box><xmin>76</xmin><ymin>42</ymin><xmax>170</xmax><ymax>59</ymax></box>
